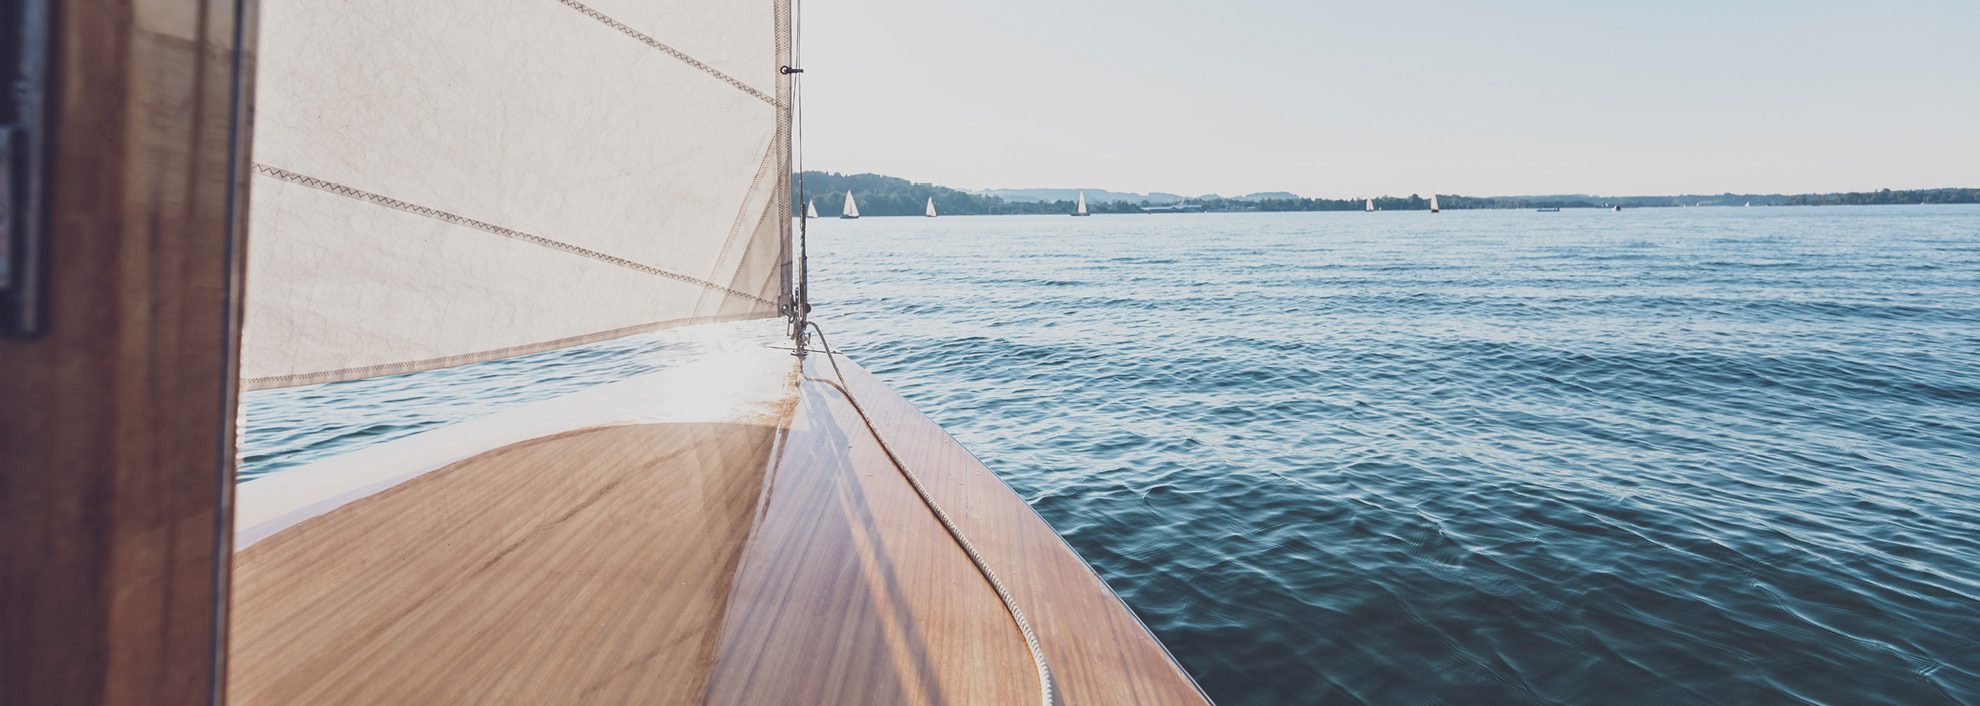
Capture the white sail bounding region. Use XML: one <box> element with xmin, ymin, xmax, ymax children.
<box><xmin>806</xmin><ymin>200</ymin><xmax>819</xmax><ymax>218</ymax></box>
<box><xmin>242</xmin><ymin>0</ymin><xmax>793</xmax><ymax>389</ymax></box>
<box><xmin>1077</xmin><ymin>191</ymin><xmax>1089</xmax><ymax>215</ymax></box>
<box><xmin>1429</xmin><ymin>194</ymin><xmax>1441</xmax><ymax>212</ymax></box>
<box><xmin>843</xmin><ymin>190</ymin><xmax>860</xmax><ymax>218</ymax></box>
<box><xmin>925</xmin><ymin>197</ymin><xmax>938</xmax><ymax>218</ymax></box>
<box><xmin>1365</xmin><ymin>198</ymin><xmax>1375</xmax><ymax>212</ymax></box>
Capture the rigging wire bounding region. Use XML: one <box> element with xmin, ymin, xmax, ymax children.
<box><xmin>782</xmin><ymin>5</ymin><xmax>1053</xmax><ymax>702</ymax></box>
<box><xmin>801</xmin><ymin>322</ymin><xmax>1058</xmax><ymax>706</ymax></box>
<box><xmin>788</xmin><ymin>0</ymin><xmax>812</xmax><ymax>353</ymax></box>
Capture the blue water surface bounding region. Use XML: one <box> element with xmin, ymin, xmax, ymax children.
<box><xmin>244</xmin><ymin>205</ymin><xmax>1980</xmax><ymax>705</ymax></box>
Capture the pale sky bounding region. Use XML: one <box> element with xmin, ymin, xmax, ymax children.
<box><xmin>797</xmin><ymin>0</ymin><xmax>1980</xmax><ymax>198</ymax></box>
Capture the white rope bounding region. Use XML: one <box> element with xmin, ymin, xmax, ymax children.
<box><xmin>803</xmin><ymin>322</ymin><xmax>1057</xmax><ymax>706</ymax></box>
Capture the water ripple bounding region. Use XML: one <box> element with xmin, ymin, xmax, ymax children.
<box><xmin>241</xmin><ymin>207</ymin><xmax>1980</xmax><ymax>705</ymax></box>
<box><xmin>808</xmin><ymin>207</ymin><xmax>1980</xmax><ymax>705</ymax></box>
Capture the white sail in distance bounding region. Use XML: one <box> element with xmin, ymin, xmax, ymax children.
<box><xmin>1365</xmin><ymin>198</ymin><xmax>1375</xmax><ymax>212</ymax></box>
<box><xmin>1076</xmin><ymin>192</ymin><xmax>1089</xmax><ymax>215</ymax></box>
<box><xmin>241</xmin><ymin>0</ymin><xmax>794</xmax><ymax>389</ymax></box>
<box><xmin>1429</xmin><ymin>194</ymin><xmax>1441</xmax><ymax>212</ymax></box>
<box><xmin>806</xmin><ymin>200</ymin><xmax>819</xmax><ymax>218</ymax></box>
<box><xmin>925</xmin><ymin>197</ymin><xmax>938</xmax><ymax>218</ymax></box>
<box><xmin>842</xmin><ymin>191</ymin><xmax>860</xmax><ymax>219</ymax></box>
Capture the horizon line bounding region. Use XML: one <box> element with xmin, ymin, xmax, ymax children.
<box><xmin>797</xmin><ymin>171</ymin><xmax>1977</xmax><ymax>202</ymax></box>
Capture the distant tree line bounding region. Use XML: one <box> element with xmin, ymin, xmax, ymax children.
<box><xmin>792</xmin><ymin>172</ymin><xmax>1980</xmax><ymax>217</ymax></box>
<box><xmin>1783</xmin><ymin>188</ymin><xmax>1980</xmax><ymax>206</ymax></box>
<box><xmin>794</xmin><ymin>171</ymin><xmax>1004</xmax><ymax>216</ymax></box>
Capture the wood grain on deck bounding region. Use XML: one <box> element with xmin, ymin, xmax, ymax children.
<box><xmin>230</xmin><ymin>355</ymin><xmax>1209</xmax><ymax>705</ymax></box>
<box><xmin>230</xmin><ymin>423</ymin><xmax>784</xmax><ymax>703</ymax></box>
<box><xmin>810</xmin><ymin>355</ymin><xmax>1212</xmax><ymax>706</ymax></box>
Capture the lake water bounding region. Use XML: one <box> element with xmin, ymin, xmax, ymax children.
<box><xmin>243</xmin><ymin>206</ymin><xmax>1980</xmax><ymax>705</ymax></box>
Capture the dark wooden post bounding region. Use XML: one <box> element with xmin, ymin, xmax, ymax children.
<box><xmin>1</xmin><ymin>0</ymin><xmax>255</xmax><ymax>704</ymax></box>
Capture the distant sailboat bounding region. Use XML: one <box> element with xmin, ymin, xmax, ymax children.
<box><xmin>1071</xmin><ymin>191</ymin><xmax>1091</xmax><ymax>217</ymax></box>
<box><xmin>1744</xmin><ymin>202</ymin><xmax>1752</xmax><ymax>208</ymax></box>
<box><xmin>925</xmin><ymin>197</ymin><xmax>938</xmax><ymax>218</ymax></box>
<box><xmin>841</xmin><ymin>190</ymin><xmax>860</xmax><ymax>219</ymax></box>
<box><xmin>806</xmin><ymin>199</ymin><xmax>819</xmax><ymax>218</ymax></box>
<box><xmin>1429</xmin><ymin>194</ymin><xmax>1441</xmax><ymax>213</ymax></box>
<box><xmin>1365</xmin><ymin>198</ymin><xmax>1375</xmax><ymax>212</ymax></box>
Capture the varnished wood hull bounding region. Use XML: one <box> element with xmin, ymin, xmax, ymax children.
<box><xmin>230</xmin><ymin>352</ymin><xmax>1210</xmax><ymax>705</ymax></box>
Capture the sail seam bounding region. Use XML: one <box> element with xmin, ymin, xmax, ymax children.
<box><xmin>241</xmin><ymin>311</ymin><xmax>768</xmax><ymax>391</ymax></box>
<box><xmin>555</xmin><ymin>0</ymin><xmax>781</xmax><ymax>107</ymax></box>
<box><xmin>251</xmin><ymin>163</ymin><xmax>774</xmax><ymax>307</ymax></box>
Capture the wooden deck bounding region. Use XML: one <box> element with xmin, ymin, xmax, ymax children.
<box><xmin>229</xmin><ymin>354</ymin><xmax>1210</xmax><ymax>705</ymax></box>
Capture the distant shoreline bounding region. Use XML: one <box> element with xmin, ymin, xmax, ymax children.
<box><xmin>796</xmin><ymin>172</ymin><xmax>1979</xmax><ymax>217</ymax></box>
<box><xmin>806</xmin><ymin>202</ymin><xmax>1978</xmax><ymax>218</ymax></box>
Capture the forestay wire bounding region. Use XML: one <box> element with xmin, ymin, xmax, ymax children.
<box><xmin>781</xmin><ymin>4</ymin><xmax>1053</xmax><ymax>701</ymax></box>
<box><xmin>786</xmin><ymin>0</ymin><xmax>812</xmax><ymax>352</ymax></box>
<box><xmin>801</xmin><ymin>322</ymin><xmax>1059</xmax><ymax>706</ymax></box>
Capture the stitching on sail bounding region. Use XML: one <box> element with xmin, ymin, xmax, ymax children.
<box><xmin>251</xmin><ymin>163</ymin><xmax>775</xmax><ymax>307</ymax></box>
<box><xmin>555</xmin><ymin>0</ymin><xmax>781</xmax><ymax>107</ymax></box>
<box><xmin>241</xmin><ymin>312</ymin><xmax>769</xmax><ymax>391</ymax></box>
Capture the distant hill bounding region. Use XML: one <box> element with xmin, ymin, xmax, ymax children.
<box><xmin>793</xmin><ymin>172</ymin><xmax>1132</xmax><ymax>216</ymax></box>
<box><xmin>795</xmin><ymin>171</ymin><xmax>1980</xmax><ymax>217</ymax></box>
<box><xmin>970</xmin><ymin>188</ymin><xmax>1183</xmax><ymax>205</ymax></box>
<box><xmin>1486</xmin><ymin>189</ymin><xmax>1980</xmax><ymax>208</ymax></box>
<box><xmin>971</xmin><ymin>188</ymin><xmax>1305</xmax><ymax>204</ymax></box>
